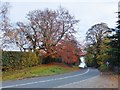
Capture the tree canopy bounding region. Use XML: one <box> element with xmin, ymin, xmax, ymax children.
<box><xmin>85</xmin><ymin>23</ymin><xmax>111</xmax><ymax>67</ymax></box>
<box><xmin>107</xmin><ymin>12</ymin><xmax>120</xmax><ymax>68</ymax></box>
<box><xmin>16</xmin><ymin>7</ymin><xmax>79</xmax><ymax>54</ymax></box>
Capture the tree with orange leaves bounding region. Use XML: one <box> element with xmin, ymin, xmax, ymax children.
<box><xmin>54</xmin><ymin>39</ymin><xmax>83</xmax><ymax>65</ymax></box>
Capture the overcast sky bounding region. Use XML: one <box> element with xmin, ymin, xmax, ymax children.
<box><xmin>1</xmin><ymin>0</ymin><xmax>119</xmax><ymax>48</ymax></box>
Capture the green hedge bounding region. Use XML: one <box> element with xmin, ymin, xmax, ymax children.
<box><xmin>2</xmin><ymin>51</ymin><xmax>42</xmax><ymax>71</ymax></box>
<box><xmin>98</xmin><ymin>64</ymin><xmax>109</xmax><ymax>72</ymax></box>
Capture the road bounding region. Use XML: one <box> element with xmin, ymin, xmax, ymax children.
<box><xmin>2</xmin><ymin>68</ymin><xmax>100</xmax><ymax>88</ymax></box>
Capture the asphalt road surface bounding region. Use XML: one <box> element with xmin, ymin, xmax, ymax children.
<box><xmin>2</xmin><ymin>68</ymin><xmax>100</xmax><ymax>88</ymax></box>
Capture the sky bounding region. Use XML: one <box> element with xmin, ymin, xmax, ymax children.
<box><xmin>0</xmin><ymin>0</ymin><xmax>119</xmax><ymax>50</ymax></box>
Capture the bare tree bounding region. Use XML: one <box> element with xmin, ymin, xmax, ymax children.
<box><xmin>0</xmin><ymin>2</ymin><xmax>13</xmax><ymax>49</ymax></box>
<box><xmin>86</xmin><ymin>23</ymin><xmax>110</xmax><ymax>46</ymax></box>
<box><xmin>14</xmin><ymin>27</ymin><xmax>29</xmax><ymax>52</ymax></box>
<box><xmin>17</xmin><ymin>7</ymin><xmax>79</xmax><ymax>55</ymax></box>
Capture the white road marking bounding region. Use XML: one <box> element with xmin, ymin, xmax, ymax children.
<box><xmin>55</xmin><ymin>75</ymin><xmax>99</xmax><ymax>88</ymax></box>
<box><xmin>2</xmin><ymin>68</ymin><xmax>89</xmax><ymax>88</ymax></box>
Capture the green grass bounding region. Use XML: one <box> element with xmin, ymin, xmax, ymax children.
<box><xmin>2</xmin><ymin>63</ymin><xmax>79</xmax><ymax>81</ymax></box>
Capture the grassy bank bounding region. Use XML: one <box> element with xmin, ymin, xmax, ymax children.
<box><xmin>2</xmin><ymin>63</ymin><xmax>79</xmax><ymax>81</ymax></box>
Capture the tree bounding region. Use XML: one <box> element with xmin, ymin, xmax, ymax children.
<box><xmin>54</xmin><ymin>38</ymin><xmax>82</xmax><ymax>65</ymax></box>
<box><xmin>0</xmin><ymin>2</ymin><xmax>13</xmax><ymax>49</ymax></box>
<box><xmin>0</xmin><ymin>2</ymin><xmax>10</xmax><ymax>32</ymax></box>
<box><xmin>85</xmin><ymin>23</ymin><xmax>111</xmax><ymax>67</ymax></box>
<box><xmin>17</xmin><ymin>7</ymin><xmax>79</xmax><ymax>55</ymax></box>
<box><xmin>108</xmin><ymin>12</ymin><xmax>120</xmax><ymax>69</ymax></box>
<box><xmin>14</xmin><ymin>27</ymin><xmax>29</xmax><ymax>52</ymax></box>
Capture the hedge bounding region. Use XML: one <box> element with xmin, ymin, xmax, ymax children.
<box><xmin>2</xmin><ymin>51</ymin><xmax>42</xmax><ymax>71</ymax></box>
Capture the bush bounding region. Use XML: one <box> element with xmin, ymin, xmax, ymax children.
<box><xmin>2</xmin><ymin>51</ymin><xmax>21</xmax><ymax>70</ymax></box>
<box><xmin>99</xmin><ymin>64</ymin><xmax>109</xmax><ymax>72</ymax></box>
<box><xmin>2</xmin><ymin>51</ymin><xmax>41</xmax><ymax>71</ymax></box>
<box><xmin>28</xmin><ymin>52</ymin><xmax>40</xmax><ymax>66</ymax></box>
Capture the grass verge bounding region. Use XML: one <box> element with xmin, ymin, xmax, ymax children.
<box><xmin>2</xmin><ymin>63</ymin><xmax>79</xmax><ymax>81</ymax></box>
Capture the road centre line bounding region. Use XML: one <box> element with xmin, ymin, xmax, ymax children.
<box><xmin>2</xmin><ymin>68</ymin><xmax>89</xmax><ymax>88</ymax></box>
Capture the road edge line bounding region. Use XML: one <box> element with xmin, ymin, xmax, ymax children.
<box><xmin>2</xmin><ymin>68</ymin><xmax>89</xmax><ymax>88</ymax></box>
